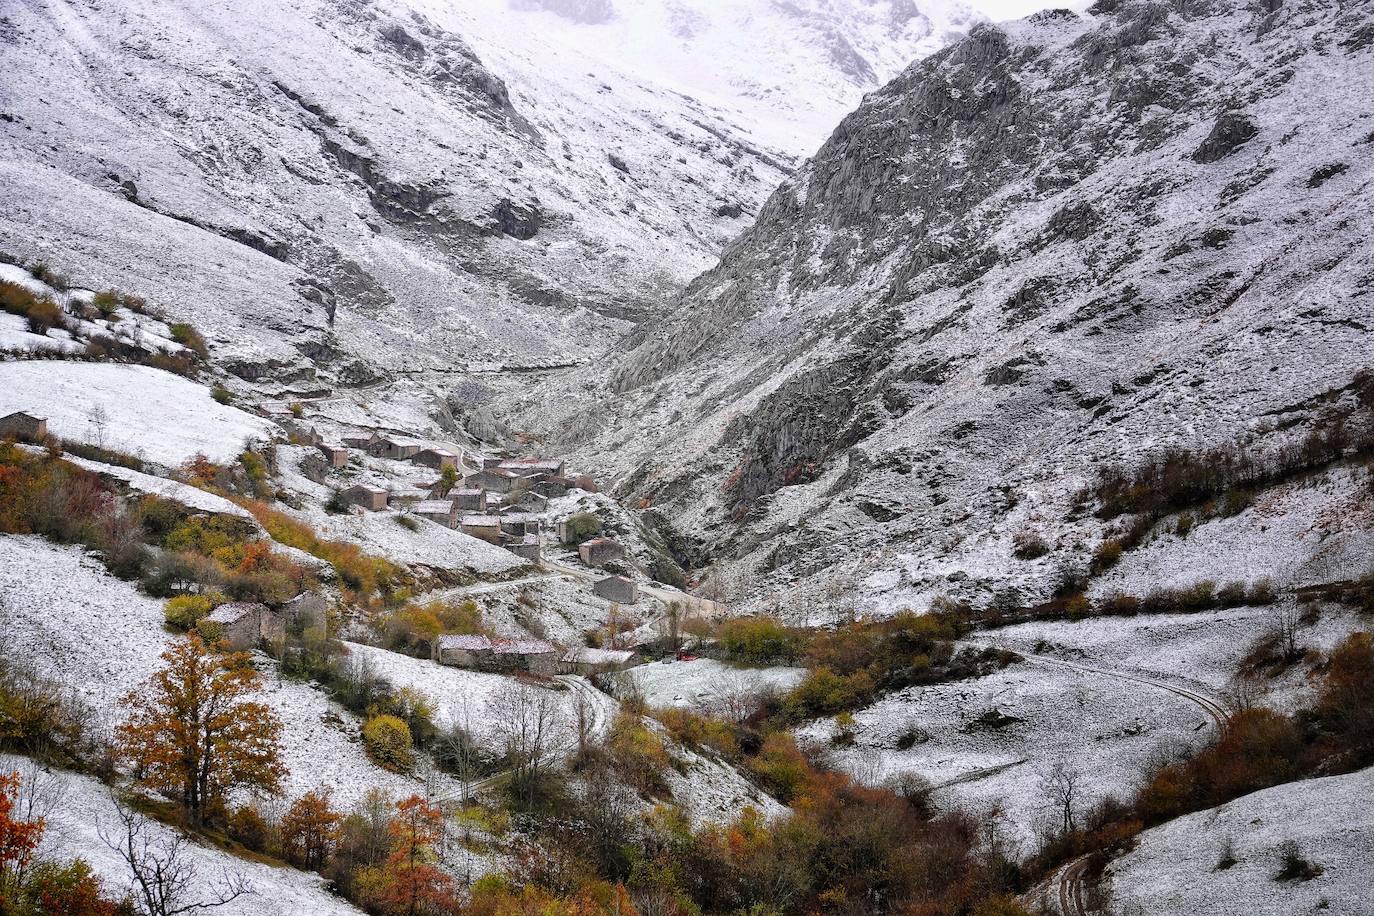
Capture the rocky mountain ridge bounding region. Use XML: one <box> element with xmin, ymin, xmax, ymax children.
<box><xmin>0</xmin><ymin>0</ymin><xmax>977</xmax><ymax>397</ymax></box>
<box><xmin>527</xmin><ymin>0</ymin><xmax>1374</xmax><ymax>615</ymax></box>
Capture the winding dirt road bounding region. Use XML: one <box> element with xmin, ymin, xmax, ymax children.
<box><xmin>965</xmin><ymin>639</ymin><xmax>1231</xmax><ymax>916</ymax></box>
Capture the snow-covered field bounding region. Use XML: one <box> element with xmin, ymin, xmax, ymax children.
<box><xmin>798</xmin><ymin>654</ymin><xmax>1215</xmax><ymax>849</ymax></box>
<box><xmin>0</xmin><ymin>753</ymin><xmax>363</xmax><ymax>916</ymax></box>
<box><xmin>0</xmin><ymin>535</ymin><xmax>449</xmax><ymax>807</ymax></box>
<box><xmin>628</xmin><ymin>658</ymin><xmax>807</xmax><ymax>712</ymax></box>
<box><xmin>1103</xmin><ymin>766</ymin><xmax>1374</xmax><ymax>916</ymax></box>
<box><xmin>0</xmin><ymin>361</ymin><xmax>275</xmax><ymax>465</ymax></box>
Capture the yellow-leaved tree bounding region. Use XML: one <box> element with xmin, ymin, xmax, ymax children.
<box><xmin>117</xmin><ymin>635</ymin><xmax>285</xmax><ymax>823</ymax></box>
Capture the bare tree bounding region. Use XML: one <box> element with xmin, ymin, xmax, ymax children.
<box><xmin>1267</xmin><ymin>602</ymin><xmax>1304</xmax><ymax>662</ymax></box>
<box><xmin>661</xmin><ymin>601</ymin><xmax>683</xmax><ymax>653</ymax></box>
<box><xmin>490</xmin><ymin>682</ymin><xmax>569</xmax><ymax>807</ymax></box>
<box><xmin>850</xmin><ymin>744</ymin><xmax>885</xmax><ymax>788</ymax></box>
<box><xmin>1041</xmin><ymin>761</ymin><xmax>1083</xmax><ymax>837</ymax></box>
<box><xmin>89</xmin><ymin>404</ymin><xmax>110</xmax><ymax>449</ymax></box>
<box><xmin>100</xmin><ymin>792</ymin><xmax>250</xmax><ymax>916</ymax></box>
<box><xmin>572</xmin><ymin>686</ymin><xmax>593</xmax><ymax>762</ymax></box>
<box><xmin>437</xmin><ymin>696</ymin><xmax>482</xmax><ymax>806</ymax></box>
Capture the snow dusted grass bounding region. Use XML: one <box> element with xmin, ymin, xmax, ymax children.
<box><xmin>628</xmin><ymin>658</ymin><xmax>807</xmax><ymax>712</ymax></box>
<box><xmin>797</xmin><ymin>657</ymin><xmax>1210</xmax><ymax>848</ymax></box>
<box><xmin>1104</xmin><ymin>766</ymin><xmax>1374</xmax><ymax>916</ymax></box>
<box><xmin>63</xmin><ymin>453</ymin><xmax>259</xmax><ymax>520</ymax></box>
<box><xmin>0</xmin><ymin>753</ymin><xmax>364</xmax><ymax>916</ymax></box>
<box><xmin>1090</xmin><ymin>464</ymin><xmax>1374</xmax><ymax>599</ymax></box>
<box><xmin>306</xmin><ymin>508</ymin><xmax>523</xmax><ymax>577</ymax></box>
<box><xmin>0</xmin><ymin>361</ymin><xmax>275</xmax><ymax>465</ymax></box>
<box><xmin>340</xmin><ymin>641</ymin><xmax>559</xmax><ymax>747</ymax></box>
<box><xmin>0</xmin><ymin>535</ymin><xmax>446</xmax><ymax>808</ymax></box>
<box><xmin>662</xmin><ymin>743</ymin><xmax>788</xmax><ymax>829</ymax></box>
<box><xmin>0</xmin><ymin>312</ymin><xmax>84</xmax><ymax>355</ymax></box>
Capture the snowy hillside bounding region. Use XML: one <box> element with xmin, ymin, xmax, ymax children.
<box><xmin>0</xmin><ymin>0</ymin><xmax>978</xmax><ymax>406</ymax></box>
<box><xmin>1102</xmin><ymin>766</ymin><xmax>1374</xmax><ymax>916</ymax></box>
<box><xmin>534</xmin><ymin>0</ymin><xmax>1374</xmax><ymax>616</ymax></box>
<box><xmin>448</xmin><ymin>0</ymin><xmax>981</xmax><ymax>155</ymax></box>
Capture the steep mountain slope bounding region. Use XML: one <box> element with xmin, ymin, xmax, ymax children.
<box><xmin>0</xmin><ymin>0</ymin><xmax>977</xmax><ymax>393</ymax></box>
<box><xmin>543</xmin><ymin>0</ymin><xmax>1374</xmax><ymax>614</ymax></box>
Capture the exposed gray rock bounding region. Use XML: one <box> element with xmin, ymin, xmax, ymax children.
<box><xmin>1191</xmin><ymin>111</ymin><xmax>1259</xmax><ymax>163</ymax></box>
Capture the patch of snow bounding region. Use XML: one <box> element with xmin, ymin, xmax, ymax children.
<box><xmin>0</xmin><ymin>753</ymin><xmax>364</xmax><ymax>915</ymax></box>
<box><xmin>0</xmin><ymin>362</ymin><xmax>275</xmax><ymax>466</ymax></box>
<box><xmin>1104</xmin><ymin>767</ymin><xmax>1374</xmax><ymax>916</ymax></box>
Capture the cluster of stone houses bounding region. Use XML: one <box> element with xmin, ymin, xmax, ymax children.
<box><xmin>314</xmin><ymin>429</ymin><xmax>604</xmax><ymax>565</ymax></box>
<box><xmin>431</xmin><ymin>633</ymin><xmax>637</xmax><ymax>677</ymax></box>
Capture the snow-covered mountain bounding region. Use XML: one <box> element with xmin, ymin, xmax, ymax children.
<box><xmin>531</xmin><ymin>0</ymin><xmax>1374</xmax><ymax>614</ymax></box>
<box><xmin>0</xmin><ymin>0</ymin><xmax>978</xmax><ymax>390</ymax></box>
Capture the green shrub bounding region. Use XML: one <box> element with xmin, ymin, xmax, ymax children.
<box><xmin>164</xmin><ymin>592</ymin><xmax>223</xmax><ymax>630</ymax></box>
<box><xmin>196</xmin><ymin>619</ymin><xmax>226</xmax><ymax>644</ymax></box>
<box><xmin>28</xmin><ymin>261</ymin><xmax>67</xmax><ymax>290</ymax></box>
<box><xmin>91</xmin><ymin>290</ymin><xmax>122</xmax><ymax>319</ymax></box>
<box><xmin>325</xmin><ymin>489</ymin><xmax>351</xmax><ymax>514</ymax></box>
<box><xmin>560</xmin><ymin>511</ymin><xmax>602</xmax><ymax>545</ymax></box>
<box><xmin>211</xmin><ymin>384</ymin><xmax>233</xmax><ymax>405</ymax></box>
<box><xmin>720</xmin><ymin>616</ymin><xmax>797</xmax><ymax>664</ymax></box>
<box><xmin>362</xmin><ymin>714</ymin><xmax>413</xmax><ymax>771</ymax></box>
<box><xmin>170</xmin><ymin>322</ymin><xmax>210</xmax><ymax>359</ymax></box>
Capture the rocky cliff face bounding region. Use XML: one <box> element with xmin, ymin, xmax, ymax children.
<box><xmin>554</xmin><ymin>0</ymin><xmax>1374</xmax><ymax>615</ymax></box>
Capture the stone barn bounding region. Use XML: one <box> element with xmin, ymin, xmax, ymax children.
<box><xmin>281</xmin><ymin>593</ymin><xmax>328</xmax><ymax>635</ymax></box>
<box><xmin>465</xmin><ymin>468</ymin><xmax>526</xmax><ymax>494</ymax></box>
<box><xmin>507</xmin><ymin>534</ymin><xmax>542</xmax><ymax>562</ymax></box>
<box><xmin>317</xmin><ymin>443</ymin><xmax>349</xmax><ymax>468</ymax></box>
<box><xmin>593</xmin><ymin>575</ymin><xmax>638</xmax><ymax>604</ymax></box>
<box><xmin>413</xmin><ymin>499</ymin><xmax>458</xmax><ymax>527</ymax></box>
<box><xmin>412</xmin><ymin>447</ymin><xmax>458</xmax><ymax>471</ymax></box>
<box><xmin>459</xmin><ymin>515</ymin><xmax>504</xmax><ymax>544</ymax></box>
<box><xmin>0</xmin><ymin>411</ymin><xmax>47</xmax><ymax>442</ymax></box>
<box><xmin>493</xmin><ymin>639</ymin><xmax>558</xmax><ymax>676</ymax></box>
<box><xmin>201</xmin><ymin>602</ymin><xmax>268</xmax><ymax>650</ymax></box>
<box><xmin>452</xmin><ymin>488</ymin><xmax>487</xmax><ymax>511</ymax></box>
<box><xmin>497</xmin><ymin>458</ymin><xmax>565</xmax><ymax>480</ymax></box>
<box><xmin>343</xmin><ymin>483</ymin><xmax>389</xmax><ymax>510</ymax></box>
<box><xmin>579</xmin><ymin>537</ymin><xmax>625</xmax><ymax>567</ymax></box>
<box><xmin>366</xmin><ymin>434</ymin><xmax>422</xmax><ymax>460</ymax></box>
<box><xmin>560</xmin><ymin>646</ymin><xmax>638</xmax><ymax>676</ymax></box>
<box><xmin>432</xmin><ymin>635</ymin><xmax>558</xmax><ymax>675</ymax></box>
<box><xmin>499</xmin><ymin>513</ymin><xmax>541</xmax><ymax>537</ymax></box>
<box><xmin>433</xmin><ymin>634</ymin><xmax>494</xmax><ymax>667</ymax></box>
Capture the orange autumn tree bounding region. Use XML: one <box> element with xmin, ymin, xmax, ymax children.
<box><xmin>281</xmin><ymin>789</ymin><xmax>343</xmax><ymax>871</ymax></box>
<box><xmin>117</xmin><ymin>635</ymin><xmax>285</xmax><ymax>823</ymax></box>
<box><xmin>0</xmin><ymin>770</ymin><xmax>44</xmax><ymax>899</ymax></box>
<box><xmin>358</xmin><ymin>794</ymin><xmax>456</xmax><ymax>916</ymax></box>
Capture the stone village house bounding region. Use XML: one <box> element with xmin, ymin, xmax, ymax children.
<box><xmin>432</xmin><ymin>635</ymin><xmax>558</xmax><ymax>676</ymax></box>
<box><xmin>593</xmin><ymin>574</ymin><xmax>638</xmax><ymax>604</ymax></box>
<box><xmin>579</xmin><ymin>536</ymin><xmax>625</xmax><ymax>567</ymax></box>
<box><xmin>343</xmin><ymin>483</ymin><xmax>389</xmax><ymax>511</ymax></box>
<box><xmin>0</xmin><ymin>411</ymin><xmax>47</xmax><ymax>441</ymax></box>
